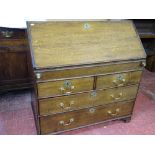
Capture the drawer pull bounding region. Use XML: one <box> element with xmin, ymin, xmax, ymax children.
<box><xmin>113</xmin><ymin>78</ymin><xmax>126</xmax><ymax>86</ymax></box>
<box><xmin>60</xmin><ymin>87</ymin><xmax>65</xmax><ymax>92</ymax></box>
<box><xmin>110</xmin><ymin>92</ymin><xmax>122</xmax><ymax>100</ymax></box>
<box><xmin>60</xmin><ymin>87</ymin><xmax>73</xmax><ymax>95</ymax></box>
<box><xmin>59</xmin><ymin>101</ymin><xmax>75</xmax><ymax>110</ymax></box>
<box><xmin>1</xmin><ymin>30</ymin><xmax>13</xmax><ymax>38</ymax></box>
<box><xmin>107</xmin><ymin>108</ymin><xmax>120</xmax><ymax>116</ymax></box>
<box><xmin>59</xmin><ymin>118</ymin><xmax>74</xmax><ymax>126</ymax></box>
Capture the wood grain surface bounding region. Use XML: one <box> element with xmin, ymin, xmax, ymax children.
<box><xmin>35</xmin><ymin>60</ymin><xmax>144</xmax><ymax>81</ymax></box>
<box><xmin>38</xmin><ymin>85</ymin><xmax>138</xmax><ymax>116</ymax></box>
<box><xmin>28</xmin><ymin>20</ymin><xmax>146</xmax><ymax>68</ymax></box>
<box><xmin>37</xmin><ymin>76</ymin><xmax>93</xmax><ymax>98</ymax></box>
<box><xmin>96</xmin><ymin>71</ymin><xmax>142</xmax><ymax>89</ymax></box>
<box><xmin>39</xmin><ymin>100</ymin><xmax>134</xmax><ymax>134</ymax></box>
<box><xmin>28</xmin><ymin>20</ymin><xmax>145</xmax><ymax>134</ymax></box>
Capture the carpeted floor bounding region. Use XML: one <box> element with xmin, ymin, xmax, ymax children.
<box><xmin>0</xmin><ymin>69</ymin><xmax>155</xmax><ymax>135</ymax></box>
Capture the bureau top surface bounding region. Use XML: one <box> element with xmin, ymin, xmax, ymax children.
<box><xmin>27</xmin><ymin>20</ymin><xmax>146</xmax><ymax>69</ymax></box>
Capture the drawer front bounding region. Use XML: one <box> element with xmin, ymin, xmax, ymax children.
<box><xmin>96</xmin><ymin>71</ymin><xmax>142</xmax><ymax>89</ymax></box>
<box><xmin>37</xmin><ymin>77</ymin><xmax>94</xmax><ymax>98</ymax></box>
<box><xmin>40</xmin><ymin>100</ymin><xmax>134</xmax><ymax>134</ymax></box>
<box><xmin>39</xmin><ymin>92</ymin><xmax>94</xmax><ymax>115</ymax></box>
<box><xmin>94</xmin><ymin>85</ymin><xmax>138</xmax><ymax>106</ymax></box>
<box><xmin>0</xmin><ymin>40</ymin><xmax>29</xmax><ymax>52</ymax></box>
<box><xmin>39</xmin><ymin>85</ymin><xmax>138</xmax><ymax>115</ymax></box>
<box><xmin>35</xmin><ymin>60</ymin><xmax>145</xmax><ymax>81</ymax></box>
<box><xmin>0</xmin><ymin>39</ymin><xmax>28</xmax><ymax>47</ymax></box>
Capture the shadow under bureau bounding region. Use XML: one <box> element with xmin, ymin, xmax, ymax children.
<box><xmin>27</xmin><ymin>20</ymin><xmax>146</xmax><ymax>134</ymax></box>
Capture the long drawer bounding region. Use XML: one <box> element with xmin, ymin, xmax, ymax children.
<box><xmin>35</xmin><ymin>60</ymin><xmax>145</xmax><ymax>81</ymax></box>
<box><xmin>38</xmin><ymin>85</ymin><xmax>138</xmax><ymax>115</ymax></box>
<box><xmin>39</xmin><ymin>100</ymin><xmax>134</xmax><ymax>134</ymax></box>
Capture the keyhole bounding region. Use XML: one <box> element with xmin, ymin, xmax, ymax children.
<box><xmin>84</xmin><ymin>23</ymin><xmax>91</xmax><ymax>30</ymax></box>
<box><xmin>64</xmin><ymin>80</ymin><xmax>72</xmax><ymax>88</ymax></box>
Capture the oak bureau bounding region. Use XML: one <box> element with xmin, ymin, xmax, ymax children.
<box><xmin>27</xmin><ymin>20</ymin><xmax>146</xmax><ymax>134</ymax></box>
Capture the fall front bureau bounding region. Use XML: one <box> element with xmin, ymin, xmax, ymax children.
<box><xmin>27</xmin><ymin>20</ymin><xmax>146</xmax><ymax>134</ymax></box>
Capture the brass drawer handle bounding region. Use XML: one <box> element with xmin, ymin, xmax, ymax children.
<box><xmin>59</xmin><ymin>118</ymin><xmax>74</xmax><ymax>126</ymax></box>
<box><xmin>1</xmin><ymin>30</ymin><xmax>14</xmax><ymax>38</ymax></box>
<box><xmin>107</xmin><ymin>108</ymin><xmax>120</xmax><ymax>116</ymax></box>
<box><xmin>59</xmin><ymin>101</ymin><xmax>75</xmax><ymax>110</ymax></box>
<box><xmin>60</xmin><ymin>86</ymin><xmax>75</xmax><ymax>94</ymax></box>
<box><xmin>110</xmin><ymin>92</ymin><xmax>122</xmax><ymax>100</ymax></box>
<box><xmin>113</xmin><ymin>78</ymin><xmax>126</xmax><ymax>86</ymax></box>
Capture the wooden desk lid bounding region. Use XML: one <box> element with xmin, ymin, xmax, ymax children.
<box><xmin>27</xmin><ymin>20</ymin><xmax>146</xmax><ymax>69</ymax></box>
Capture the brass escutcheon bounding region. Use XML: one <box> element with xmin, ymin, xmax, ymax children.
<box><xmin>64</xmin><ymin>80</ymin><xmax>72</xmax><ymax>89</ymax></box>
<box><xmin>90</xmin><ymin>91</ymin><xmax>97</xmax><ymax>97</ymax></box>
<box><xmin>83</xmin><ymin>23</ymin><xmax>91</xmax><ymax>30</ymax></box>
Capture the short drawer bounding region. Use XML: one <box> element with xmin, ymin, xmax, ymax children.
<box><xmin>40</xmin><ymin>100</ymin><xmax>134</xmax><ymax>134</ymax></box>
<box><xmin>96</xmin><ymin>71</ymin><xmax>142</xmax><ymax>89</ymax></box>
<box><xmin>37</xmin><ymin>77</ymin><xmax>94</xmax><ymax>98</ymax></box>
<box><xmin>38</xmin><ymin>85</ymin><xmax>138</xmax><ymax>115</ymax></box>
